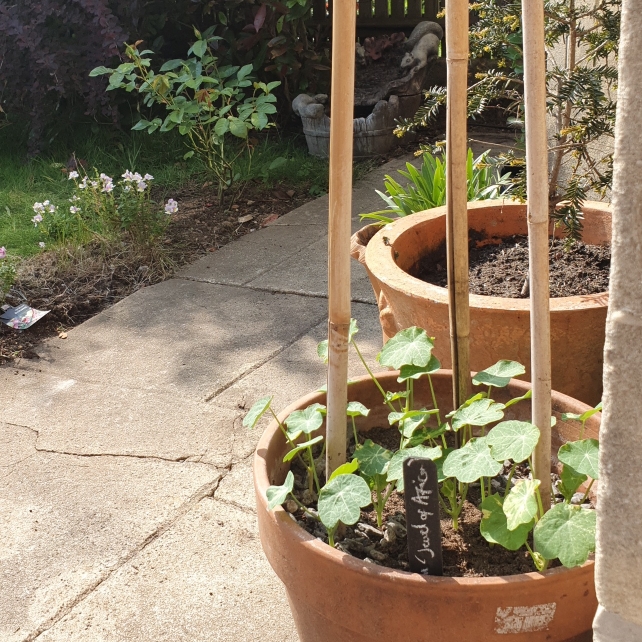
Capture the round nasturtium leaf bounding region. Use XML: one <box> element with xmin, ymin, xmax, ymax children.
<box><xmin>534</xmin><ymin>502</ymin><xmax>596</xmax><ymax>568</ymax></box>
<box><xmin>328</xmin><ymin>459</ymin><xmax>359</xmax><ymax>482</ymax></box>
<box><xmin>558</xmin><ymin>439</ymin><xmax>599</xmax><ymax>480</ymax></box>
<box><xmin>480</xmin><ymin>494</ymin><xmax>532</xmax><ymax>550</ymax></box>
<box><xmin>442</xmin><ymin>437</ymin><xmax>503</xmax><ymax>483</ymax></box>
<box><xmin>266</xmin><ymin>471</ymin><xmax>294</xmax><ymax>510</ymax></box>
<box><xmin>377</xmin><ymin>327</ymin><xmax>434</xmax><ymax>369</ymax></box>
<box><xmin>559</xmin><ymin>463</ymin><xmax>588</xmax><ymax>500</ymax></box>
<box><xmin>285</xmin><ymin>404</ymin><xmax>326</xmax><ymax>439</ymax></box>
<box><xmin>318</xmin><ymin>474</ymin><xmax>372</xmax><ymax>529</ymax></box>
<box><xmin>450</xmin><ymin>398</ymin><xmax>505</xmax><ymax>431</ymax></box>
<box><xmin>503</xmin><ymin>479</ymin><xmax>541</xmax><ymax>531</ymax></box>
<box><xmin>346</xmin><ymin>401</ymin><xmax>370</xmax><ymax>418</ymax></box>
<box><xmin>386</xmin><ymin>445</ymin><xmax>442</xmax><ymax>491</ymax></box>
<box><xmin>397</xmin><ymin>355</ymin><xmax>442</xmax><ymax>382</ymax></box>
<box><xmin>353</xmin><ymin>439</ymin><xmax>393</xmax><ymax>477</ymax></box>
<box><xmin>243</xmin><ymin>395</ymin><xmax>273</xmax><ymax>429</ymax></box>
<box><xmin>472</xmin><ymin>360</ymin><xmax>526</xmax><ymax>388</ymax></box>
<box><xmin>486</xmin><ymin>420</ymin><xmax>540</xmax><ymax>463</ymax></box>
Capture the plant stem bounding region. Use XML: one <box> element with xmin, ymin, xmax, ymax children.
<box><xmin>525</xmin><ymin>541</ymin><xmax>549</xmax><ymax>572</ymax></box>
<box><xmin>351</xmin><ymin>416</ymin><xmax>359</xmax><ymax>447</ymax></box>
<box><xmin>427</xmin><ymin>375</ymin><xmax>442</xmax><ymax>424</ymax></box>
<box><xmin>504</xmin><ymin>463</ymin><xmax>517</xmax><ymax>497</ymax></box>
<box><xmin>290</xmin><ymin>493</ymin><xmax>321</xmax><ymax>521</ymax></box>
<box><xmin>580</xmin><ymin>478</ymin><xmax>595</xmax><ymax>504</ymax></box>
<box><xmin>352</xmin><ymin>339</ymin><xmax>396</xmax><ymax>412</ymax></box>
<box><xmin>328</xmin><ymin>526</ymin><xmax>336</xmax><ymax>548</ymax></box>
<box><xmin>308</xmin><ymin>446</ymin><xmax>321</xmax><ymax>494</ymax></box>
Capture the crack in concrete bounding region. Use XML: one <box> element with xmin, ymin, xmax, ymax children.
<box><xmin>203</xmin><ymin>310</ymin><xmax>329</xmax><ymax>402</ymax></box>
<box><xmin>27</xmin><ymin>474</ymin><xmax>224</xmax><ymax>642</ymax></box>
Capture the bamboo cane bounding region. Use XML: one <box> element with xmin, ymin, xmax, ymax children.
<box><xmin>445</xmin><ymin>0</ymin><xmax>471</xmax><ymax>414</ymax></box>
<box><xmin>521</xmin><ymin>0</ymin><xmax>553</xmax><ymax>511</ymax></box>
<box><xmin>325</xmin><ymin>0</ymin><xmax>357</xmax><ymax>478</ymax></box>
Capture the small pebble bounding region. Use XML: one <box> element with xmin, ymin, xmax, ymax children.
<box><xmin>301</xmin><ymin>489</ymin><xmax>317</xmax><ymax>506</ymax></box>
<box><xmin>383</xmin><ymin>523</ymin><xmax>397</xmax><ymax>544</ymax></box>
<box><xmin>571</xmin><ymin>492</ymin><xmax>586</xmax><ymax>505</ymax></box>
<box><xmin>367</xmin><ymin>548</ymin><xmax>388</xmax><ymax>562</ymax></box>
<box><xmin>284</xmin><ymin>499</ymin><xmax>298</xmax><ymax>514</ymax></box>
<box><xmin>357</xmin><ymin>523</ymin><xmax>383</xmax><ymax>539</ymax></box>
<box><xmin>491</xmin><ymin>479</ymin><xmax>503</xmax><ymax>491</ymax></box>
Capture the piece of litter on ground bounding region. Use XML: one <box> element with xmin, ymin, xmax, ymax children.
<box><xmin>58</xmin><ymin>332</ymin><xmax>68</xmax><ymax>339</ymax></box>
<box><xmin>247</xmin><ymin>200</ymin><xmax>255</xmax><ymax>205</ymax></box>
<box><xmin>238</xmin><ymin>215</ymin><xmax>254</xmax><ymax>223</ymax></box>
<box><xmin>231</xmin><ymin>204</ymin><xmax>239</xmax><ymax>210</ymax></box>
<box><xmin>0</xmin><ymin>304</ymin><xmax>50</xmax><ymax>330</ymax></box>
<box><xmin>286</xmin><ymin>189</ymin><xmax>295</xmax><ymax>197</ymax></box>
<box><xmin>261</xmin><ymin>214</ymin><xmax>279</xmax><ymax>226</ymax></box>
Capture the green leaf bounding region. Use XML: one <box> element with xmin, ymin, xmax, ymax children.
<box><xmin>559</xmin><ymin>464</ymin><xmax>588</xmax><ymax>501</ymax></box>
<box><xmin>434</xmin><ymin>447</ymin><xmax>454</xmax><ymax>482</ymax></box>
<box><xmin>328</xmin><ymin>459</ymin><xmax>359</xmax><ymax>482</ymax></box>
<box><xmin>503</xmin><ymin>479</ymin><xmax>541</xmax><ymax>530</ymax></box>
<box><xmin>480</xmin><ymin>494</ymin><xmax>532</xmax><ymax>550</ymax></box>
<box><xmin>131</xmin><ymin>119</ymin><xmax>150</xmax><ymax>131</ymax></box>
<box><xmin>406</xmin><ymin>423</ymin><xmax>447</xmax><ymax>448</ymax></box>
<box><xmin>562</xmin><ymin>403</ymin><xmax>602</xmax><ymax>424</ymax></box>
<box><xmin>183</xmin><ymin>151</ymin><xmax>195</xmax><ymax>160</ymax></box>
<box><xmin>486</xmin><ymin>420</ymin><xmax>540</xmax><ymax>463</ymax></box>
<box><xmin>285</xmin><ymin>404</ymin><xmax>326</xmax><ymax>439</ymax></box>
<box><xmin>442</xmin><ymin>437</ymin><xmax>502</xmax><ymax>483</ymax></box>
<box><xmin>268</xmin><ymin>157</ymin><xmax>287</xmax><ymax>170</ymax></box>
<box><xmin>386</xmin><ymin>445</ymin><xmax>442</xmax><ymax>491</ymax></box>
<box><xmin>237</xmin><ymin>63</ymin><xmax>254</xmax><ymax>81</ymax></box>
<box><xmin>243</xmin><ymin>395</ymin><xmax>272</xmax><ymax>429</ymax></box>
<box><xmin>89</xmin><ymin>66</ymin><xmax>112</xmax><ymax>77</ymax></box>
<box><xmin>229</xmin><ymin>118</ymin><xmax>249</xmax><ymax>138</ymax></box>
<box><xmin>266</xmin><ymin>471</ymin><xmax>294</xmax><ymax>510</ymax></box>
<box><xmin>251</xmin><ymin>111</ymin><xmax>269</xmax><ymax>130</ymax></box>
<box><xmin>159</xmin><ymin>59</ymin><xmax>184</xmax><ymax>72</ymax></box>
<box><xmin>384</xmin><ymin>390</ymin><xmax>409</xmax><ymax>404</ymax></box>
<box><xmin>346</xmin><ymin>402</ymin><xmax>369</xmax><ymax>418</ymax></box>
<box><xmin>472</xmin><ymin>360</ymin><xmax>526</xmax><ymax>388</ymax></box>
<box><xmin>504</xmin><ymin>389</ymin><xmax>532</xmax><ymax>408</ymax></box>
<box><xmin>283</xmin><ymin>435</ymin><xmax>324</xmax><ymax>462</ymax></box>
<box><xmin>352</xmin><ymin>439</ymin><xmax>393</xmax><ymax>477</ymax></box>
<box><xmin>397</xmin><ymin>354</ymin><xmax>441</xmax><ymax>381</ymax></box>
<box><xmin>534</xmin><ymin>502</ymin><xmax>596</xmax><ymax>567</ymax></box>
<box><xmin>317</xmin><ymin>339</ymin><xmax>328</xmax><ymax>363</ymax></box>
<box><xmin>348</xmin><ymin>318</ymin><xmax>359</xmax><ymax>342</ymax></box>
<box><xmin>558</xmin><ymin>439</ymin><xmax>599</xmax><ymax>480</ymax></box>
<box><xmin>318</xmin><ymin>474</ymin><xmax>372</xmax><ymax>529</ymax></box>
<box><xmin>450</xmin><ymin>398</ymin><xmax>505</xmax><ymax>431</ymax></box>
<box><xmin>108</xmin><ymin>72</ymin><xmax>125</xmax><ymax>87</ymax></box>
<box><xmin>191</xmin><ymin>39</ymin><xmax>207</xmax><ymax>59</ymax></box>
<box><xmin>377</xmin><ymin>327</ymin><xmax>434</xmax><ymax>369</ymax></box>
<box><xmin>389</xmin><ymin>409</ymin><xmax>439</xmax><ymax>438</ymax></box>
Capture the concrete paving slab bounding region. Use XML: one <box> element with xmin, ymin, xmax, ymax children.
<box><xmin>37</xmin><ymin>499</ymin><xmax>298</xmax><ymax>642</ymax></box>
<box><xmin>0</xmin><ymin>422</ymin><xmax>220</xmax><ymax>642</ymax></box>
<box><xmin>246</xmin><ymin>235</ymin><xmax>376</xmax><ymax>303</ymax></box>
<box><xmin>0</xmin><ymin>367</ymin><xmax>244</xmax><ymax>464</ymax></box>
<box><xmin>178</xmin><ymin>222</ymin><xmax>327</xmax><ymax>285</ymax></box>
<box><xmin>209</xmin><ymin>302</ymin><xmax>383</xmax><ymax>465</ymax></box>
<box><xmin>14</xmin><ymin>280</ymin><xmax>327</xmax><ymax>402</ymax></box>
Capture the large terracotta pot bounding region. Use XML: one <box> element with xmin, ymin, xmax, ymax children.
<box><xmin>254</xmin><ymin>371</ymin><xmax>600</xmax><ymax>642</ymax></box>
<box><xmin>351</xmin><ymin>200</ymin><xmax>611</xmax><ymax>405</ymax></box>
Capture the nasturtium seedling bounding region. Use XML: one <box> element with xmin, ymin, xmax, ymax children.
<box><xmin>328</xmin><ymin>459</ymin><xmax>359</xmax><ymax>482</ymax></box>
<box><xmin>487</xmin><ymin>420</ymin><xmax>540</xmax><ymax>463</ymax></box>
<box><xmin>266</xmin><ymin>471</ymin><xmax>294</xmax><ymax>510</ymax></box>
<box><xmin>384</xmin><ymin>390</ymin><xmax>410</xmax><ymax>404</ymax></box>
<box><xmin>285</xmin><ymin>404</ymin><xmax>326</xmax><ymax>440</ymax></box>
<box><xmin>472</xmin><ymin>360</ymin><xmax>526</xmax><ymax>388</ymax></box>
<box><xmin>397</xmin><ymin>355</ymin><xmax>442</xmax><ymax>382</ymax></box>
<box><xmin>318</xmin><ymin>474</ymin><xmax>372</xmax><ymax>529</ymax></box>
<box><xmin>442</xmin><ymin>437</ymin><xmax>503</xmax><ymax>483</ymax></box>
<box><xmin>503</xmin><ymin>479</ymin><xmax>541</xmax><ymax>531</ymax></box>
<box><xmin>559</xmin><ymin>464</ymin><xmax>588</xmax><ymax>501</ymax></box>
<box><xmin>558</xmin><ymin>439</ymin><xmax>599</xmax><ymax>480</ymax></box>
<box><xmin>386</xmin><ymin>445</ymin><xmax>442</xmax><ymax>491</ymax></box>
<box><xmin>353</xmin><ymin>439</ymin><xmax>393</xmax><ymax>477</ymax></box>
<box><xmin>504</xmin><ymin>389</ymin><xmax>532</xmax><ymax>408</ymax></box>
<box><xmin>243</xmin><ymin>395</ymin><xmax>273</xmax><ymax>429</ymax></box>
<box><xmin>480</xmin><ymin>494</ymin><xmax>533</xmax><ymax>550</ymax></box>
<box><xmin>534</xmin><ymin>502</ymin><xmax>597</xmax><ymax>567</ymax></box>
<box><xmin>561</xmin><ymin>402</ymin><xmax>602</xmax><ymax>424</ymax></box>
<box><xmin>450</xmin><ymin>398</ymin><xmax>505</xmax><ymax>431</ymax></box>
<box><xmin>377</xmin><ymin>327</ymin><xmax>434</xmax><ymax>369</ymax></box>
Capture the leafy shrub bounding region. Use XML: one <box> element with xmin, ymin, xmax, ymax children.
<box><xmin>92</xmin><ymin>31</ymin><xmax>280</xmax><ymax>202</ymax></box>
<box><xmin>0</xmin><ymin>247</ymin><xmax>17</xmax><ymax>303</ymax></box>
<box><xmin>32</xmin><ymin>169</ymin><xmax>175</xmax><ymax>247</ymax></box>
<box><xmin>361</xmin><ymin>149</ymin><xmax>514</xmax><ymax>224</ymax></box>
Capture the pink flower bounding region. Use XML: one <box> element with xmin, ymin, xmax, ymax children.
<box><xmin>164</xmin><ymin>198</ymin><xmax>178</xmax><ymax>214</ymax></box>
<box><xmin>0</xmin><ymin>246</ymin><xmax>6</xmax><ymax>258</ymax></box>
<box><xmin>32</xmin><ymin>214</ymin><xmax>43</xmax><ymax>225</ymax></box>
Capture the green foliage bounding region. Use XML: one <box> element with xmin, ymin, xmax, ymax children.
<box><xmin>361</xmin><ymin>149</ymin><xmax>513</xmax><ymax>224</ymax></box>
<box><xmin>91</xmin><ymin>32</ymin><xmax>280</xmax><ymax>203</ymax></box>
<box><xmin>251</xmin><ymin>322</ymin><xmax>600</xmax><ymax>570</ymax></box>
<box><xmin>0</xmin><ymin>247</ymin><xmax>17</xmax><ymax>303</ymax></box>
<box><xmin>397</xmin><ymin>0</ymin><xmax>620</xmax><ymax>240</ymax></box>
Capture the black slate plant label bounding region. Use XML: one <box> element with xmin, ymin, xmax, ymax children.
<box><xmin>403</xmin><ymin>457</ymin><xmax>443</xmax><ymax>575</ymax></box>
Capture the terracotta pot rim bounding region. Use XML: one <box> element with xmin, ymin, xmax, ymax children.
<box><xmin>253</xmin><ymin>370</ymin><xmax>595</xmax><ymax>587</ymax></box>
<box><xmin>360</xmin><ymin>199</ymin><xmax>611</xmax><ymax>312</ymax></box>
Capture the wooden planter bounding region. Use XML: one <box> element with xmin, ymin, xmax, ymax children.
<box><xmin>351</xmin><ymin>200</ymin><xmax>611</xmax><ymax>405</ymax></box>
<box><xmin>254</xmin><ymin>371</ymin><xmax>599</xmax><ymax>642</ymax></box>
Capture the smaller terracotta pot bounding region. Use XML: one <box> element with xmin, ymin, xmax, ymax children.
<box><xmin>254</xmin><ymin>371</ymin><xmax>600</xmax><ymax>642</ymax></box>
<box><xmin>351</xmin><ymin>200</ymin><xmax>611</xmax><ymax>405</ymax></box>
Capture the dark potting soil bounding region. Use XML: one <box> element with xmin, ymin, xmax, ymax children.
<box><xmin>287</xmin><ymin>427</ymin><xmax>560</xmax><ymax>578</ymax></box>
<box><xmin>415</xmin><ymin>235</ymin><xmax>610</xmax><ymax>298</ymax></box>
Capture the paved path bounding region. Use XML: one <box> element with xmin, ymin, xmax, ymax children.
<box><xmin>0</xmin><ymin>132</ymin><xmax>517</xmax><ymax>641</ymax></box>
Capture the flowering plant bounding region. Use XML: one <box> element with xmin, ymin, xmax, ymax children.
<box><xmin>32</xmin><ymin>169</ymin><xmax>178</xmax><ymax>247</ymax></box>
